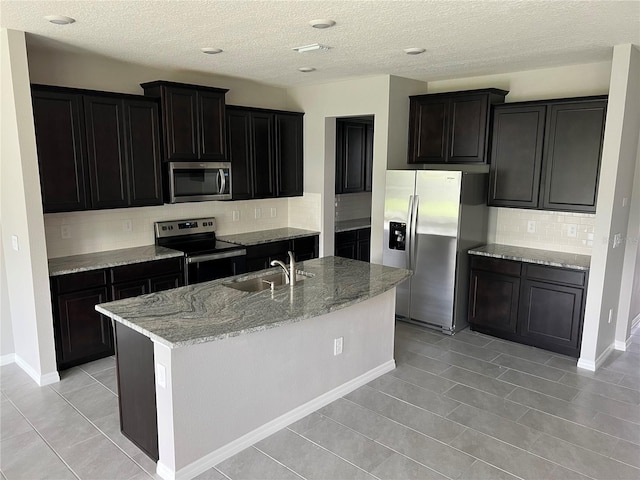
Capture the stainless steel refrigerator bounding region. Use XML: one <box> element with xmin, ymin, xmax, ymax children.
<box><xmin>383</xmin><ymin>170</ymin><xmax>488</xmax><ymax>334</ymax></box>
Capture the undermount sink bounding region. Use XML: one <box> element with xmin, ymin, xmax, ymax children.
<box><xmin>224</xmin><ymin>269</ymin><xmax>315</xmax><ymax>292</ymax></box>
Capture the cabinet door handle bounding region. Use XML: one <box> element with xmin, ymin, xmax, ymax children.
<box><xmin>472</xmin><ymin>276</ymin><xmax>478</xmax><ymax>319</ymax></box>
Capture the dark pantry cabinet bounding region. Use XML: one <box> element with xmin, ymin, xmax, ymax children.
<box><xmin>141</xmin><ymin>81</ymin><xmax>228</xmax><ymax>162</ymax></box>
<box><xmin>488</xmin><ymin>96</ymin><xmax>607</xmax><ymax>213</ymax></box>
<box><xmin>335</xmin><ymin>118</ymin><xmax>374</xmax><ymax>194</ymax></box>
<box><xmin>408</xmin><ymin>89</ymin><xmax>508</xmax><ymax>164</ymax></box>
<box><xmin>31</xmin><ymin>86</ymin><xmax>163</xmax><ymax>213</ymax></box>
<box><xmin>50</xmin><ymin>258</ymin><xmax>183</xmax><ymax>370</ymax></box>
<box><xmin>226</xmin><ymin>105</ymin><xmax>304</xmax><ymax>200</ymax></box>
<box><xmin>468</xmin><ymin>255</ymin><xmax>587</xmax><ymax>357</ymax></box>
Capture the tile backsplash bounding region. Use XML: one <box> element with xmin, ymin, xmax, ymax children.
<box><xmin>492</xmin><ymin>207</ymin><xmax>595</xmax><ymax>255</ymax></box>
<box><xmin>335</xmin><ymin>192</ymin><xmax>372</xmax><ymax>221</ymax></box>
<box><xmin>44</xmin><ymin>198</ymin><xmax>297</xmax><ymax>258</ymax></box>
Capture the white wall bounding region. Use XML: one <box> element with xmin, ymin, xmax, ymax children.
<box><xmin>581</xmin><ymin>45</ymin><xmax>640</xmax><ymax>368</ymax></box>
<box><xmin>1</xmin><ymin>237</ymin><xmax>15</xmax><ymax>363</ymax></box>
<box><xmin>1</xmin><ymin>29</ymin><xmax>58</xmax><ymax>384</ymax></box>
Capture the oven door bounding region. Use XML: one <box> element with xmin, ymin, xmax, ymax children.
<box><xmin>185</xmin><ymin>250</ymin><xmax>246</xmax><ymax>285</ymax></box>
<box><xmin>169</xmin><ymin>162</ymin><xmax>232</xmax><ymax>203</ymax></box>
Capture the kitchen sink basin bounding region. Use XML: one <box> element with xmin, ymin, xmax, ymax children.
<box><xmin>224</xmin><ymin>269</ymin><xmax>314</xmax><ymax>292</ymax></box>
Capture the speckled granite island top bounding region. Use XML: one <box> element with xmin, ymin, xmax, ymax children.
<box><xmin>468</xmin><ymin>244</ymin><xmax>591</xmax><ymax>271</ymax></box>
<box><xmin>218</xmin><ymin>227</ymin><xmax>319</xmax><ymax>246</ymax></box>
<box><xmin>96</xmin><ymin>257</ymin><xmax>411</xmax><ymax>349</ymax></box>
<box><xmin>48</xmin><ymin>245</ymin><xmax>184</xmax><ymax>276</ymax></box>
<box><xmin>335</xmin><ymin>218</ymin><xmax>371</xmax><ymax>233</ymax></box>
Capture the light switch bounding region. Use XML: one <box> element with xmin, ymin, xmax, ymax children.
<box><xmin>11</xmin><ymin>235</ymin><xmax>19</xmax><ymax>251</ymax></box>
<box><xmin>156</xmin><ymin>363</ymin><xmax>166</xmax><ymax>388</ymax></box>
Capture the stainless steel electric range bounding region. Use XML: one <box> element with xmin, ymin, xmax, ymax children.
<box><xmin>155</xmin><ymin>217</ymin><xmax>246</xmax><ymax>285</ymax></box>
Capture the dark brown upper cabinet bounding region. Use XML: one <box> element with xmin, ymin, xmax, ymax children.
<box><xmin>32</xmin><ymin>89</ymin><xmax>89</xmax><ymax>212</ymax></box>
<box><xmin>31</xmin><ymin>85</ymin><xmax>163</xmax><ymax>213</ymax></box>
<box><xmin>408</xmin><ymin>89</ymin><xmax>508</xmax><ymax>164</ymax></box>
<box><xmin>488</xmin><ymin>97</ymin><xmax>607</xmax><ymax>213</ymax></box>
<box><xmin>226</xmin><ymin>105</ymin><xmax>303</xmax><ymax>200</ymax></box>
<box><xmin>141</xmin><ymin>81</ymin><xmax>227</xmax><ymax>162</ymax></box>
<box><xmin>335</xmin><ymin>117</ymin><xmax>374</xmax><ymax>194</ymax></box>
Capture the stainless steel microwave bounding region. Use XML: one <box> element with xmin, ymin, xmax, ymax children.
<box><xmin>167</xmin><ymin>162</ymin><xmax>232</xmax><ymax>203</ymax></box>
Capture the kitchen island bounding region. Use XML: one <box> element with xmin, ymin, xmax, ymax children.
<box><xmin>96</xmin><ymin>256</ymin><xmax>411</xmax><ymax>480</ymax></box>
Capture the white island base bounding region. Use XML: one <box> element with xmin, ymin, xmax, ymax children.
<box><xmin>153</xmin><ymin>288</ymin><xmax>397</xmax><ymax>480</ymax></box>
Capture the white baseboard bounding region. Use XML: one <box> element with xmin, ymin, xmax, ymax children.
<box><xmin>614</xmin><ymin>337</ymin><xmax>632</xmax><ymax>351</ymax></box>
<box><xmin>578</xmin><ymin>342</ymin><xmax>615</xmax><ymax>372</ymax></box>
<box><xmin>14</xmin><ymin>355</ymin><xmax>60</xmax><ymax>386</ymax></box>
<box><xmin>158</xmin><ymin>359</ymin><xmax>396</xmax><ymax>480</ymax></box>
<box><xmin>1</xmin><ymin>353</ymin><xmax>15</xmax><ymax>366</ymax></box>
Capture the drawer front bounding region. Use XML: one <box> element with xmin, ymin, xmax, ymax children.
<box><xmin>470</xmin><ymin>256</ymin><xmax>521</xmax><ymax>276</ymax></box>
<box><xmin>523</xmin><ymin>264</ymin><xmax>586</xmax><ymax>287</ymax></box>
<box><xmin>336</xmin><ymin>231</ymin><xmax>357</xmax><ymax>242</ymax></box>
<box><xmin>55</xmin><ymin>269</ymin><xmax>108</xmax><ymax>294</ymax></box>
<box><xmin>246</xmin><ymin>240</ymin><xmax>289</xmax><ymax>259</ymax></box>
<box><xmin>111</xmin><ymin>258</ymin><xmax>183</xmax><ymax>284</ymax></box>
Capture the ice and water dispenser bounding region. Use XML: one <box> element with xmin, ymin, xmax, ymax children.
<box><xmin>389</xmin><ymin>222</ymin><xmax>406</xmax><ymax>251</ymax></box>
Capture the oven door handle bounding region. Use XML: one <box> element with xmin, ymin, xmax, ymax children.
<box><xmin>186</xmin><ymin>249</ymin><xmax>246</xmax><ymax>264</ymax></box>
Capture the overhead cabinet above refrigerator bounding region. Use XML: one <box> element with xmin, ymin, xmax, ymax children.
<box><xmin>382</xmin><ymin>170</ymin><xmax>488</xmax><ymax>334</ymax></box>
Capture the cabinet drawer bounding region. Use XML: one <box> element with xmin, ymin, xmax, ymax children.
<box><xmin>523</xmin><ymin>264</ymin><xmax>586</xmax><ymax>287</ymax></box>
<box><xmin>55</xmin><ymin>269</ymin><xmax>108</xmax><ymax>294</ymax></box>
<box><xmin>470</xmin><ymin>256</ymin><xmax>521</xmax><ymax>276</ymax></box>
<box><xmin>246</xmin><ymin>240</ymin><xmax>289</xmax><ymax>259</ymax></box>
<box><xmin>111</xmin><ymin>258</ymin><xmax>183</xmax><ymax>283</ymax></box>
<box><xmin>336</xmin><ymin>231</ymin><xmax>357</xmax><ymax>242</ymax></box>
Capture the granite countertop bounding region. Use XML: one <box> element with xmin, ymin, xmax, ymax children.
<box><xmin>218</xmin><ymin>227</ymin><xmax>320</xmax><ymax>246</ymax></box>
<box><xmin>335</xmin><ymin>218</ymin><xmax>371</xmax><ymax>233</ymax></box>
<box><xmin>96</xmin><ymin>256</ymin><xmax>411</xmax><ymax>349</ymax></box>
<box><xmin>48</xmin><ymin>245</ymin><xmax>184</xmax><ymax>276</ymax></box>
<box><xmin>468</xmin><ymin>244</ymin><xmax>591</xmax><ymax>271</ymax></box>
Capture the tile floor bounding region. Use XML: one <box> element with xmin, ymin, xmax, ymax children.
<box><xmin>1</xmin><ymin>322</ymin><xmax>639</xmax><ymax>480</ymax></box>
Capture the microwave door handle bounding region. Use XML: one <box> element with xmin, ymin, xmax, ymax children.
<box><xmin>217</xmin><ymin>169</ymin><xmax>226</xmax><ymax>194</ymax></box>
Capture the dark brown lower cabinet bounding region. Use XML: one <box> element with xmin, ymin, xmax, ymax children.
<box><xmin>51</xmin><ymin>258</ymin><xmax>183</xmax><ymax>370</ymax></box>
<box><xmin>244</xmin><ymin>236</ymin><xmax>319</xmax><ymax>273</ymax></box>
<box><xmin>52</xmin><ymin>270</ymin><xmax>114</xmax><ymax>370</ymax></box>
<box><xmin>335</xmin><ymin>228</ymin><xmax>371</xmax><ymax>262</ymax></box>
<box><xmin>114</xmin><ymin>322</ymin><xmax>158</xmax><ymax>461</ymax></box>
<box><xmin>468</xmin><ymin>256</ymin><xmax>587</xmax><ymax>357</ymax></box>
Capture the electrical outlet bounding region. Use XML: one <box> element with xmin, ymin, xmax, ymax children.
<box><xmin>527</xmin><ymin>220</ymin><xmax>536</xmax><ymax>233</ymax></box>
<box><xmin>270</xmin><ymin>207</ymin><xmax>277</xmax><ymax>218</ymax></box>
<box><xmin>232</xmin><ymin>210</ymin><xmax>240</xmax><ymax>222</ymax></box>
<box><xmin>567</xmin><ymin>224</ymin><xmax>577</xmax><ymax>238</ymax></box>
<box><xmin>61</xmin><ymin>225</ymin><xmax>71</xmax><ymax>239</ymax></box>
<box><xmin>122</xmin><ymin>219</ymin><xmax>132</xmax><ymax>232</ymax></box>
<box><xmin>255</xmin><ymin>208</ymin><xmax>262</xmax><ymax>219</ymax></box>
<box><xmin>613</xmin><ymin>233</ymin><xmax>623</xmax><ymax>248</ymax></box>
<box><xmin>333</xmin><ymin>337</ymin><xmax>343</xmax><ymax>356</ymax></box>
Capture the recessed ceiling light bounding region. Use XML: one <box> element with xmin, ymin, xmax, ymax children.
<box><xmin>293</xmin><ymin>43</ymin><xmax>331</xmax><ymax>53</ymax></box>
<box><xmin>309</xmin><ymin>19</ymin><xmax>336</xmax><ymax>29</ymax></box>
<box><xmin>404</xmin><ymin>47</ymin><xmax>426</xmax><ymax>55</ymax></box>
<box><xmin>44</xmin><ymin>15</ymin><xmax>75</xmax><ymax>25</ymax></box>
<box><xmin>201</xmin><ymin>47</ymin><xmax>223</xmax><ymax>54</ymax></box>
<box><xmin>298</xmin><ymin>67</ymin><xmax>316</xmax><ymax>73</ymax></box>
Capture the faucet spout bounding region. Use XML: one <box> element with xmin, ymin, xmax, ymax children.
<box><xmin>269</xmin><ymin>251</ymin><xmax>296</xmax><ymax>287</ymax></box>
<box><xmin>287</xmin><ymin>251</ymin><xmax>296</xmax><ymax>286</ymax></box>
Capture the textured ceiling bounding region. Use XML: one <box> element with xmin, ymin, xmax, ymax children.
<box><xmin>1</xmin><ymin>0</ymin><xmax>639</xmax><ymax>87</ymax></box>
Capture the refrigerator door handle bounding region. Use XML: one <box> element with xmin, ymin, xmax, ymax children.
<box><xmin>406</xmin><ymin>195</ymin><xmax>414</xmax><ymax>269</ymax></box>
<box><xmin>410</xmin><ymin>195</ymin><xmax>419</xmax><ymax>269</ymax></box>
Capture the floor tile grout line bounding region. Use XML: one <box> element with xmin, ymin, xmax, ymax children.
<box><xmin>3</xmin><ymin>395</ymin><xmax>83</xmax><ymax>480</ymax></box>
<box><xmin>46</xmin><ymin>385</ymin><xmax>154</xmax><ymax>477</ymax></box>
<box><xmin>332</xmin><ymin>397</ymin><xmax>581</xmax><ymax>480</ymax></box>
<box><xmin>291</xmin><ymin>415</ymin><xmax>459</xmax><ymax>480</ymax></box>
<box><xmin>211</xmin><ymin>465</ymin><xmax>236</xmax><ymax>480</ymax></box>
<box><xmin>251</xmin><ymin>441</ymin><xmax>314</xmax><ymax>480</ymax></box>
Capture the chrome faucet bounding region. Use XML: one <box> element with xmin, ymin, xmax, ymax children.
<box><xmin>270</xmin><ymin>251</ymin><xmax>296</xmax><ymax>286</ymax></box>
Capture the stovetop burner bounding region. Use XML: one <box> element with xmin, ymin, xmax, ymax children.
<box><xmin>155</xmin><ymin>217</ymin><xmax>244</xmax><ymax>257</ymax></box>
